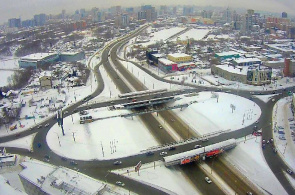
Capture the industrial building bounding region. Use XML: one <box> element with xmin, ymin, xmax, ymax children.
<box><xmin>19</xmin><ymin>158</ymin><xmax>106</xmax><ymax>195</ymax></box>
<box><xmin>19</xmin><ymin>52</ymin><xmax>85</xmax><ymax>69</ymax></box>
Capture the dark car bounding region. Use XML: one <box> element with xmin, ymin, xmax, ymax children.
<box><xmin>146</xmin><ymin>151</ymin><xmax>154</xmax><ymax>156</ymax></box>
<box><xmin>61</xmin><ymin>157</ymin><xmax>68</xmax><ymax>161</ymax></box>
<box><xmin>287</xmin><ymin>169</ymin><xmax>293</xmax><ymax>175</ymax></box>
<box><xmin>169</xmin><ymin>146</ymin><xmax>176</xmax><ymax>151</ymax></box>
<box><xmin>70</xmin><ymin>161</ymin><xmax>78</xmax><ymax>166</ymax></box>
<box><xmin>113</xmin><ymin>161</ymin><xmax>122</xmax><ymax>165</ymax></box>
<box><xmin>37</xmin><ymin>143</ymin><xmax>42</xmax><ymax>148</ymax></box>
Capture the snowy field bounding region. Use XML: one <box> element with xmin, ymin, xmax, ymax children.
<box><xmin>225</xmin><ymin>137</ymin><xmax>288</xmax><ymax>195</ymax></box>
<box><xmin>46</xmin><ymin>107</ymin><xmax>159</xmax><ymax>160</ymax></box>
<box><xmin>141</xmin><ymin>27</ymin><xmax>185</xmax><ymax>47</ymax></box>
<box><xmin>0</xmin><ymin>133</ymin><xmax>36</xmax><ymax>151</ymax></box>
<box><xmin>272</xmin><ymin>96</ymin><xmax>295</xmax><ymax>170</ymax></box>
<box><xmin>172</xmin><ymin>28</ymin><xmax>210</xmax><ymax>41</ymax></box>
<box><xmin>0</xmin><ymin>70</ymin><xmax>14</xmax><ymax>87</ymax></box>
<box><xmin>113</xmin><ymin>161</ymin><xmax>200</xmax><ymax>195</ymax></box>
<box><xmin>170</xmin><ymin>92</ymin><xmax>261</xmax><ymax>136</ymax></box>
<box><xmin>0</xmin><ymin>57</ymin><xmax>19</xmax><ymax>69</ymax></box>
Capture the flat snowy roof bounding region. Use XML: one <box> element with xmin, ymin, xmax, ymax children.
<box><xmin>234</xmin><ymin>58</ymin><xmax>261</xmax><ymax>64</ymax></box>
<box><xmin>158</xmin><ymin>58</ymin><xmax>175</xmax><ymax>65</ymax></box>
<box><xmin>19</xmin><ymin>159</ymin><xmax>105</xmax><ymax>194</ymax></box>
<box><xmin>21</xmin><ymin>53</ymin><xmax>57</xmax><ymax>61</ymax></box>
<box><xmin>216</xmin><ymin>51</ymin><xmax>240</xmax><ymax>56</ymax></box>
<box><xmin>216</xmin><ymin>65</ymin><xmax>248</xmax><ymax>75</ymax></box>
<box><xmin>168</xmin><ymin>53</ymin><xmax>191</xmax><ymax>58</ymax></box>
<box><xmin>0</xmin><ymin>175</ymin><xmax>27</xmax><ymax>195</ymax></box>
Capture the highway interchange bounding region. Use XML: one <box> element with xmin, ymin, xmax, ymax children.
<box><xmin>1</xmin><ymin>25</ymin><xmax>295</xmax><ymax>195</ymax></box>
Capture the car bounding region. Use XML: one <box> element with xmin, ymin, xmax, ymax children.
<box><xmin>37</xmin><ymin>125</ymin><xmax>42</xmax><ymax>129</ymax></box>
<box><xmin>287</xmin><ymin>169</ymin><xmax>293</xmax><ymax>175</ymax></box>
<box><xmin>37</xmin><ymin>143</ymin><xmax>42</xmax><ymax>148</ymax></box>
<box><xmin>246</xmin><ymin>192</ymin><xmax>253</xmax><ymax>195</ymax></box>
<box><xmin>262</xmin><ymin>143</ymin><xmax>266</xmax><ymax>149</ymax></box>
<box><xmin>202</xmin><ymin>138</ymin><xmax>209</xmax><ymax>142</ymax></box>
<box><xmin>44</xmin><ymin>155</ymin><xmax>50</xmax><ymax>162</ymax></box>
<box><xmin>205</xmin><ymin>177</ymin><xmax>212</xmax><ymax>184</ymax></box>
<box><xmin>110</xmin><ymin>101</ymin><xmax>114</xmax><ymax>104</ymax></box>
<box><xmin>15</xmin><ymin>133</ymin><xmax>21</xmax><ymax>137</ymax></box>
<box><xmin>64</xmin><ymin>111</ymin><xmax>68</xmax><ymax>114</ymax></box>
<box><xmin>160</xmin><ymin>151</ymin><xmax>167</xmax><ymax>156</ymax></box>
<box><xmin>29</xmin><ymin>127</ymin><xmax>33</xmax><ymax>131</ymax></box>
<box><xmin>255</xmin><ymin>120</ymin><xmax>259</xmax><ymax>124</ymax></box>
<box><xmin>158</xmin><ymin>125</ymin><xmax>163</xmax><ymax>129</ymax></box>
<box><xmin>168</xmin><ymin>146</ymin><xmax>176</xmax><ymax>151</ymax></box>
<box><xmin>272</xmin><ymin>98</ymin><xmax>275</xmax><ymax>102</ymax></box>
<box><xmin>44</xmin><ymin>123</ymin><xmax>49</xmax><ymax>127</ymax></box>
<box><xmin>146</xmin><ymin>151</ymin><xmax>154</xmax><ymax>156</ymax></box>
<box><xmin>194</xmin><ymin>145</ymin><xmax>202</xmax><ymax>149</ymax></box>
<box><xmin>131</xmin><ymin>99</ymin><xmax>137</xmax><ymax>102</ymax></box>
<box><xmin>113</xmin><ymin>161</ymin><xmax>122</xmax><ymax>165</ymax></box>
<box><xmin>273</xmin><ymin>147</ymin><xmax>277</xmax><ymax>153</ymax></box>
<box><xmin>70</xmin><ymin>161</ymin><xmax>78</xmax><ymax>166</ymax></box>
<box><xmin>116</xmin><ymin>181</ymin><xmax>125</xmax><ymax>187</ymax></box>
<box><xmin>61</xmin><ymin>157</ymin><xmax>68</xmax><ymax>161</ymax></box>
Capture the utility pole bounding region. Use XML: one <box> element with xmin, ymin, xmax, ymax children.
<box><xmin>72</xmin><ymin>132</ymin><xmax>75</xmax><ymax>142</ymax></box>
<box><xmin>101</xmin><ymin>141</ymin><xmax>104</xmax><ymax>157</ymax></box>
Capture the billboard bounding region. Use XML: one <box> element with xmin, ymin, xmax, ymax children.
<box><xmin>181</xmin><ymin>158</ymin><xmax>191</xmax><ymax>165</ymax></box>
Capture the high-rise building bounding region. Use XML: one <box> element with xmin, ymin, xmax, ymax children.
<box><xmin>61</xmin><ymin>9</ymin><xmax>66</xmax><ymax>19</ymax></box>
<box><xmin>8</xmin><ymin>18</ymin><xmax>21</xmax><ymax>28</ymax></box>
<box><xmin>224</xmin><ymin>7</ymin><xmax>232</xmax><ymax>23</ymax></box>
<box><xmin>126</xmin><ymin>7</ymin><xmax>134</xmax><ymax>13</ymax></box>
<box><xmin>282</xmin><ymin>12</ymin><xmax>288</xmax><ymax>18</ymax></box>
<box><xmin>34</xmin><ymin>14</ymin><xmax>47</xmax><ymax>26</ymax></box>
<box><xmin>121</xmin><ymin>14</ymin><xmax>130</xmax><ymax>27</ymax></box>
<box><xmin>183</xmin><ymin>7</ymin><xmax>194</xmax><ymax>16</ymax></box>
<box><xmin>138</xmin><ymin>5</ymin><xmax>157</xmax><ymax>22</ymax></box>
<box><xmin>110</xmin><ymin>6</ymin><xmax>121</xmax><ymax>14</ymax></box>
<box><xmin>22</xmin><ymin>19</ymin><xmax>35</xmax><ymax>28</ymax></box>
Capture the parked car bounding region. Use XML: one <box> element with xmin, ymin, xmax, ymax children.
<box><xmin>205</xmin><ymin>177</ymin><xmax>212</xmax><ymax>184</ymax></box>
<box><xmin>61</xmin><ymin>157</ymin><xmax>67</xmax><ymax>161</ymax></box>
<box><xmin>29</xmin><ymin>127</ymin><xmax>33</xmax><ymax>131</ymax></box>
<box><xmin>113</xmin><ymin>161</ymin><xmax>122</xmax><ymax>165</ymax></box>
<box><xmin>160</xmin><ymin>151</ymin><xmax>167</xmax><ymax>156</ymax></box>
<box><xmin>194</xmin><ymin>145</ymin><xmax>202</xmax><ymax>149</ymax></box>
<box><xmin>246</xmin><ymin>192</ymin><xmax>253</xmax><ymax>195</ymax></box>
<box><xmin>44</xmin><ymin>123</ymin><xmax>49</xmax><ymax>127</ymax></box>
<box><xmin>116</xmin><ymin>181</ymin><xmax>125</xmax><ymax>186</ymax></box>
<box><xmin>158</xmin><ymin>125</ymin><xmax>163</xmax><ymax>129</ymax></box>
<box><xmin>202</xmin><ymin>138</ymin><xmax>209</xmax><ymax>142</ymax></box>
<box><xmin>287</xmin><ymin>169</ymin><xmax>293</xmax><ymax>175</ymax></box>
<box><xmin>37</xmin><ymin>125</ymin><xmax>42</xmax><ymax>129</ymax></box>
<box><xmin>37</xmin><ymin>143</ymin><xmax>42</xmax><ymax>148</ymax></box>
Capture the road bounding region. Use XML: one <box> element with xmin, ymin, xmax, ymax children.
<box><xmin>1</xmin><ymin>24</ymin><xmax>295</xmax><ymax>194</ymax></box>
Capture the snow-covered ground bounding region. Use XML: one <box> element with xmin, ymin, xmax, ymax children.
<box><xmin>0</xmin><ymin>133</ymin><xmax>36</xmax><ymax>151</ymax></box>
<box><xmin>113</xmin><ymin>161</ymin><xmax>200</xmax><ymax>195</ymax></box>
<box><xmin>140</xmin><ymin>27</ymin><xmax>185</xmax><ymax>47</ymax></box>
<box><xmin>172</xmin><ymin>28</ymin><xmax>210</xmax><ymax>41</ymax></box>
<box><xmin>0</xmin><ymin>57</ymin><xmax>19</xmax><ymax>87</ymax></box>
<box><xmin>170</xmin><ymin>92</ymin><xmax>261</xmax><ymax>136</ymax></box>
<box><xmin>225</xmin><ymin>137</ymin><xmax>288</xmax><ymax>195</ymax></box>
<box><xmin>47</xmin><ymin>92</ymin><xmax>260</xmax><ymax>160</ymax></box>
<box><xmin>46</xmin><ymin>107</ymin><xmax>159</xmax><ymax>160</ymax></box>
<box><xmin>272</xmin><ymin>96</ymin><xmax>295</xmax><ymax>170</ymax></box>
<box><xmin>119</xmin><ymin>60</ymin><xmax>184</xmax><ymax>91</ymax></box>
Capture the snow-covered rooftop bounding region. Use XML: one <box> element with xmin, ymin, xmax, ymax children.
<box><xmin>216</xmin><ymin>65</ymin><xmax>248</xmax><ymax>75</ymax></box>
<box><xmin>19</xmin><ymin>159</ymin><xmax>106</xmax><ymax>194</ymax></box>
<box><xmin>158</xmin><ymin>58</ymin><xmax>175</xmax><ymax>65</ymax></box>
<box><xmin>215</xmin><ymin>51</ymin><xmax>240</xmax><ymax>57</ymax></box>
<box><xmin>234</xmin><ymin>58</ymin><xmax>261</xmax><ymax>64</ymax></box>
<box><xmin>168</xmin><ymin>53</ymin><xmax>191</xmax><ymax>58</ymax></box>
<box><xmin>0</xmin><ymin>175</ymin><xmax>27</xmax><ymax>195</ymax></box>
<box><xmin>21</xmin><ymin>53</ymin><xmax>57</xmax><ymax>61</ymax></box>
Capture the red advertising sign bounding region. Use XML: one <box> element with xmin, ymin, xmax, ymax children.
<box><xmin>181</xmin><ymin>158</ymin><xmax>191</xmax><ymax>165</ymax></box>
<box><xmin>206</xmin><ymin>149</ymin><xmax>221</xmax><ymax>157</ymax></box>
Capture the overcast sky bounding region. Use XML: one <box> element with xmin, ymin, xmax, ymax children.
<box><xmin>0</xmin><ymin>0</ymin><xmax>294</xmax><ymax>24</ymax></box>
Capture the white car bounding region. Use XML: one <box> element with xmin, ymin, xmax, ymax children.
<box><xmin>205</xmin><ymin>177</ymin><xmax>212</xmax><ymax>184</ymax></box>
<box><xmin>45</xmin><ymin>123</ymin><xmax>49</xmax><ymax>127</ymax></box>
<box><xmin>160</xmin><ymin>151</ymin><xmax>167</xmax><ymax>156</ymax></box>
<box><xmin>116</xmin><ymin>181</ymin><xmax>125</xmax><ymax>186</ymax></box>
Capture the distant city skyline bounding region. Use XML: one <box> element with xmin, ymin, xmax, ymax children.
<box><xmin>0</xmin><ymin>0</ymin><xmax>294</xmax><ymax>24</ymax></box>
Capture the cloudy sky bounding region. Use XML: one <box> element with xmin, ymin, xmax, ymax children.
<box><xmin>0</xmin><ymin>0</ymin><xmax>294</xmax><ymax>24</ymax></box>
